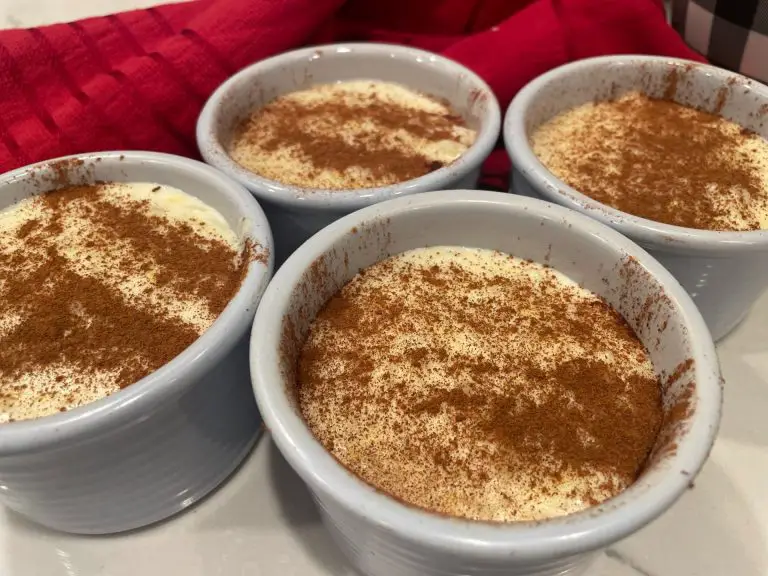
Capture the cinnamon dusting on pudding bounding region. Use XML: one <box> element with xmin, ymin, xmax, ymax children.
<box><xmin>0</xmin><ymin>183</ymin><xmax>253</xmax><ymax>422</ymax></box>
<box><xmin>531</xmin><ymin>91</ymin><xmax>768</xmax><ymax>231</ymax></box>
<box><xmin>230</xmin><ymin>81</ymin><xmax>476</xmax><ymax>190</ymax></box>
<box><xmin>297</xmin><ymin>247</ymin><xmax>662</xmax><ymax>522</ymax></box>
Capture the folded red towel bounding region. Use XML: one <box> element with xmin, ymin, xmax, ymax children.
<box><xmin>0</xmin><ymin>0</ymin><xmax>703</xmax><ymax>187</ymax></box>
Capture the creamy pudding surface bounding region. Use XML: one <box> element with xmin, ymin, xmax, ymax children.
<box><xmin>230</xmin><ymin>80</ymin><xmax>477</xmax><ymax>190</ymax></box>
<box><xmin>298</xmin><ymin>247</ymin><xmax>662</xmax><ymax>522</ymax></box>
<box><xmin>0</xmin><ymin>182</ymin><xmax>251</xmax><ymax>422</ymax></box>
<box><xmin>531</xmin><ymin>91</ymin><xmax>768</xmax><ymax>231</ymax></box>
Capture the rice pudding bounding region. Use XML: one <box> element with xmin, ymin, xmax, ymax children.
<box><xmin>297</xmin><ymin>246</ymin><xmax>662</xmax><ymax>522</ymax></box>
<box><xmin>530</xmin><ymin>91</ymin><xmax>768</xmax><ymax>231</ymax></box>
<box><xmin>0</xmin><ymin>182</ymin><xmax>251</xmax><ymax>422</ymax></box>
<box><xmin>229</xmin><ymin>80</ymin><xmax>477</xmax><ymax>190</ymax></box>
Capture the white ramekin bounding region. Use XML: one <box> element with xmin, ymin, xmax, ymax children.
<box><xmin>505</xmin><ymin>55</ymin><xmax>768</xmax><ymax>341</ymax></box>
<box><xmin>250</xmin><ymin>190</ymin><xmax>722</xmax><ymax>576</ymax></box>
<box><xmin>197</xmin><ymin>43</ymin><xmax>501</xmax><ymax>266</ymax></box>
<box><xmin>0</xmin><ymin>151</ymin><xmax>274</xmax><ymax>534</ymax></box>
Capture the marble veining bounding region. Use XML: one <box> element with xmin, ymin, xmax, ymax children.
<box><xmin>606</xmin><ymin>549</ymin><xmax>658</xmax><ymax>576</ymax></box>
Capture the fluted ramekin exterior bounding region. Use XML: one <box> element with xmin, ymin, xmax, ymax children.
<box><xmin>252</xmin><ymin>190</ymin><xmax>721</xmax><ymax>576</ymax></box>
<box><xmin>505</xmin><ymin>55</ymin><xmax>768</xmax><ymax>341</ymax></box>
<box><xmin>314</xmin><ymin>495</ymin><xmax>595</xmax><ymax>576</ymax></box>
<box><xmin>197</xmin><ymin>43</ymin><xmax>500</xmax><ymax>266</ymax></box>
<box><xmin>0</xmin><ymin>152</ymin><xmax>274</xmax><ymax>534</ymax></box>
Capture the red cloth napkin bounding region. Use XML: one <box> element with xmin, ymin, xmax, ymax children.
<box><xmin>0</xmin><ymin>0</ymin><xmax>703</xmax><ymax>188</ymax></box>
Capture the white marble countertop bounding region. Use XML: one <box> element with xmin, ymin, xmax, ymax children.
<box><xmin>0</xmin><ymin>1</ymin><xmax>764</xmax><ymax>575</ymax></box>
<box><xmin>0</xmin><ymin>0</ymin><xmax>186</xmax><ymax>28</ymax></box>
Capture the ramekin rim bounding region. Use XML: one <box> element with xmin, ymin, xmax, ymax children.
<box><xmin>250</xmin><ymin>189</ymin><xmax>722</xmax><ymax>561</ymax></box>
<box><xmin>0</xmin><ymin>151</ymin><xmax>274</xmax><ymax>453</ymax></box>
<box><xmin>504</xmin><ymin>54</ymin><xmax>768</xmax><ymax>253</ymax></box>
<box><xmin>196</xmin><ymin>42</ymin><xmax>501</xmax><ymax>211</ymax></box>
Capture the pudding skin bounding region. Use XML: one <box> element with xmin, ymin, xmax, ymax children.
<box><xmin>530</xmin><ymin>91</ymin><xmax>768</xmax><ymax>232</ymax></box>
<box><xmin>0</xmin><ymin>182</ymin><xmax>249</xmax><ymax>423</ymax></box>
<box><xmin>230</xmin><ymin>80</ymin><xmax>477</xmax><ymax>190</ymax></box>
<box><xmin>298</xmin><ymin>246</ymin><xmax>662</xmax><ymax>523</ymax></box>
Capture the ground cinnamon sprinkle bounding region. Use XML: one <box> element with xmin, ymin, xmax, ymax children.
<box><xmin>0</xmin><ymin>183</ymin><xmax>251</xmax><ymax>422</ymax></box>
<box><xmin>297</xmin><ymin>247</ymin><xmax>662</xmax><ymax>522</ymax></box>
<box><xmin>531</xmin><ymin>91</ymin><xmax>768</xmax><ymax>231</ymax></box>
<box><xmin>229</xmin><ymin>81</ymin><xmax>476</xmax><ymax>190</ymax></box>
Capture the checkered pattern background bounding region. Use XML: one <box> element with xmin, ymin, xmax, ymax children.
<box><xmin>672</xmin><ymin>0</ymin><xmax>768</xmax><ymax>83</ymax></box>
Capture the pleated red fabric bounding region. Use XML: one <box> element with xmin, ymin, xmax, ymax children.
<box><xmin>0</xmin><ymin>0</ymin><xmax>703</xmax><ymax>187</ymax></box>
